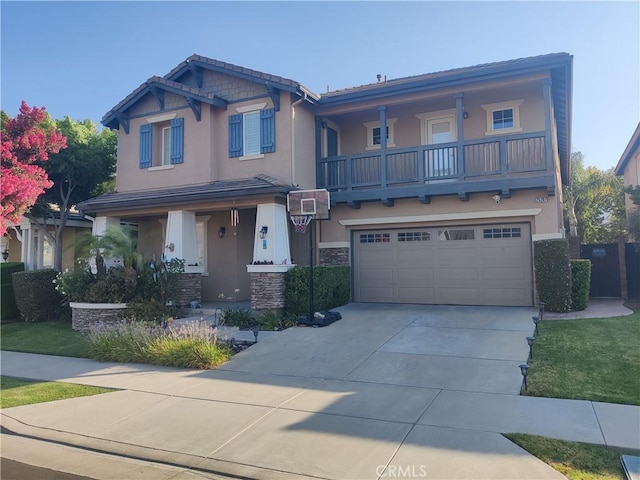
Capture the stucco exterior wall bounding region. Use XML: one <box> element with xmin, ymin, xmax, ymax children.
<box><xmin>318</xmin><ymin>189</ymin><xmax>562</xmax><ymax>245</ymax></box>
<box><xmin>333</xmin><ymin>83</ymin><xmax>546</xmax><ymax>156</ymax></box>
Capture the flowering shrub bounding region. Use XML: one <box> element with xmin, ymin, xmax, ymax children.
<box><xmin>54</xmin><ymin>262</ymin><xmax>135</xmax><ymax>304</ymax></box>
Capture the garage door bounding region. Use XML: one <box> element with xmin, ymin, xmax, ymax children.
<box><xmin>353</xmin><ymin>224</ymin><xmax>532</xmax><ymax>306</ymax></box>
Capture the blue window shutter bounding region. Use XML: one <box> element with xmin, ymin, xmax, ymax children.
<box><xmin>260</xmin><ymin>108</ymin><xmax>275</xmax><ymax>154</ymax></box>
<box><xmin>229</xmin><ymin>114</ymin><xmax>243</xmax><ymax>157</ymax></box>
<box><xmin>139</xmin><ymin>124</ymin><xmax>152</xmax><ymax>168</ymax></box>
<box><xmin>170</xmin><ymin>117</ymin><xmax>184</xmax><ymax>164</ymax></box>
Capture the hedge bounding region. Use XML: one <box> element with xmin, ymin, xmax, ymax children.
<box><xmin>12</xmin><ymin>269</ymin><xmax>62</xmax><ymax>322</ymax></box>
<box><xmin>1</xmin><ymin>262</ymin><xmax>25</xmax><ymax>320</ymax></box>
<box><xmin>570</xmin><ymin>259</ymin><xmax>591</xmax><ymax>311</ymax></box>
<box><xmin>533</xmin><ymin>239</ymin><xmax>572</xmax><ymax>313</ymax></box>
<box><xmin>284</xmin><ymin>266</ymin><xmax>350</xmax><ymax>316</ymax></box>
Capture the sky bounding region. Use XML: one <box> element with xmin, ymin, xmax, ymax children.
<box><xmin>1</xmin><ymin>1</ymin><xmax>639</xmax><ymax>172</ymax></box>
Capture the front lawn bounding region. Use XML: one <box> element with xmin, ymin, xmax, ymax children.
<box><xmin>525</xmin><ymin>312</ymin><xmax>640</xmax><ymax>405</ymax></box>
<box><xmin>1</xmin><ymin>320</ymin><xmax>91</xmax><ymax>358</ymax></box>
<box><xmin>506</xmin><ymin>433</ymin><xmax>640</xmax><ymax>480</ymax></box>
<box><xmin>0</xmin><ymin>376</ymin><xmax>114</xmax><ymax>408</ymax></box>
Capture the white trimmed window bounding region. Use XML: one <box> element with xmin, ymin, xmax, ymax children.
<box><xmin>243</xmin><ymin>111</ymin><xmax>261</xmax><ymax>156</ymax></box>
<box><xmin>364</xmin><ymin>118</ymin><xmax>397</xmax><ymax>150</ymax></box>
<box><xmin>481</xmin><ymin>100</ymin><xmax>523</xmax><ymax>136</ymax></box>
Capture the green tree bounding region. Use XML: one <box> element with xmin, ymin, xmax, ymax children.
<box><xmin>31</xmin><ymin>118</ymin><xmax>116</xmax><ymax>270</ymax></box>
<box><xmin>563</xmin><ymin>152</ymin><xmax>626</xmax><ymax>243</ymax></box>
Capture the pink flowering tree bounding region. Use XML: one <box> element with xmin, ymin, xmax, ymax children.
<box><xmin>0</xmin><ymin>101</ymin><xmax>67</xmax><ymax>235</ymax></box>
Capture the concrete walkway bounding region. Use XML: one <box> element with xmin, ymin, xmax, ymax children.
<box><xmin>1</xmin><ymin>303</ymin><xmax>639</xmax><ymax>479</ymax></box>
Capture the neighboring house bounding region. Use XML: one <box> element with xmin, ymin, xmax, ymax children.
<box><xmin>78</xmin><ymin>53</ymin><xmax>573</xmax><ymax>309</ymax></box>
<box><xmin>615</xmin><ymin>123</ymin><xmax>640</xmax><ymax>219</ymax></box>
<box><xmin>2</xmin><ymin>213</ymin><xmax>93</xmax><ymax>270</ymax></box>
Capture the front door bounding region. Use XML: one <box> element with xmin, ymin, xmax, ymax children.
<box><xmin>426</xmin><ymin>116</ymin><xmax>457</xmax><ymax>177</ymax></box>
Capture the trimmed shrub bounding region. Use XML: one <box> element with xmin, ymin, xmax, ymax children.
<box><xmin>222</xmin><ymin>308</ymin><xmax>256</xmax><ymax>330</ymax></box>
<box><xmin>1</xmin><ymin>262</ymin><xmax>24</xmax><ymax>321</ymax></box>
<box><xmin>285</xmin><ymin>266</ymin><xmax>350</xmax><ymax>316</ymax></box>
<box><xmin>12</xmin><ymin>269</ymin><xmax>62</xmax><ymax>322</ymax></box>
<box><xmin>533</xmin><ymin>239</ymin><xmax>572</xmax><ymax>313</ymax></box>
<box><xmin>570</xmin><ymin>259</ymin><xmax>591</xmax><ymax>311</ymax></box>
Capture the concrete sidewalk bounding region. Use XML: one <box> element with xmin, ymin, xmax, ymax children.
<box><xmin>1</xmin><ymin>302</ymin><xmax>638</xmax><ymax>479</ymax></box>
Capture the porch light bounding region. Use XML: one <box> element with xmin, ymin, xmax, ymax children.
<box><xmin>218</xmin><ymin>227</ymin><xmax>226</xmax><ymax>238</ymax></box>
<box><xmin>526</xmin><ymin>336</ymin><xmax>535</xmax><ymax>359</ymax></box>
<box><xmin>1</xmin><ymin>248</ymin><xmax>8</xmax><ymax>261</ymax></box>
<box><xmin>532</xmin><ymin>315</ymin><xmax>540</xmax><ymax>335</ymax></box>
<box><xmin>519</xmin><ymin>364</ymin><xmax>529</xmax><ymax>391</ymax></box>
<box><xmin>259</xmin><ymin>226</ymin><xmax>268</xmax><ymax>239</ymax></box>
<box><xmin>463</xmin><ymin>111</ymin><xmax>469</xmax><ymax>119</ymax></box>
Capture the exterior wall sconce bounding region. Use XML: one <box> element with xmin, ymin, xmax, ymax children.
<box><xmin>526</xmin><ymin>336</ymin><xmax>535</xmax><ymax>360</ymax></box>
<box><xmin>519</xmin><ymin>364</ymin><xmax>529</xmax><ymax>391</ymax></box>
<box><xmin>463</xmin><ymin>111</ymin><xmax>469</xmax><ymax>119</ymax></box>
<box><xmin>218</xmin><ymin>227</ymin><xmax>226</xmax><ymax>238</ymax></box>
<box><xmin>165</xmin><ymin>243</ymin><xmax>175</xmax><ymax>252</ymax></box>
<box><xmin>1</xmin><ymin>248</ymin><xmax>8</xmax><ymax>261</ymax></box>
<box><xmin>491</xmin><ymin>194</ymin><xmax>501</xmax><ymax>204</ymax></box>
<box><xmin>259</xmin><ymin>226</ymin><xmax>268</xmax><ymax>239</ymax></box>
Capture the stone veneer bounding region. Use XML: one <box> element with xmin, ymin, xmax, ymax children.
<box><xmin>248</xmin><ymin>270</ymin><xmax>287</xmax><ymax>311</ymax></box>
<box><xmin>174</xmin><ymin>273</ymin><xmax>202</xmax><ymax>306</ymax></box>
<box><xmin>319</xmin><ymin>247</ymin><xmax>350</xmax><ymax>266</ymax></box>
<box><xmin>70</xmin><ymin>303</ymin><xmax>127</xmax><ymax>331</ymax></box>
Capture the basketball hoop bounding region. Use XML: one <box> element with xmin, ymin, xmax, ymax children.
<box><xmin>291</xmin><ymin>215</ymin><xmax>312</xmax><ymax>234</ymax></box>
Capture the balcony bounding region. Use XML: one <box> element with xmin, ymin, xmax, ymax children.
<box><xmin>317</xmin><ymin>131</ymin><xmax>554</xmax><ymax>204</ymax></box>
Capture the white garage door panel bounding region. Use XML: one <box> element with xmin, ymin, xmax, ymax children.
<box><xmin>354</xmin><ymin>223</ymin><xmax>532</xmax><ymax>306</ymax></box>
<box><xmin>397</xmin><ymin>268</ymin><xmax>435</xmax><ymax>284</ymax></box>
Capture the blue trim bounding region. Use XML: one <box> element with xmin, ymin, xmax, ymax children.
<box><xmin>229</xmin><ymin>114</ymin><xmax>243</xmax><ymax>157</ymax></box>
<box><xmin>139</xmin><ymin>124</ymin><xmax>152</xmax><ymax>168</ymax></box>
<box><xmin>260</xmin><ymin>108</ymin><xmax>276</xmax><ymax>154</ymax></box>
<box><xmin>186</xmin><ymin>97</ymin><xmax>202</xmax><ymax>121</ymax></box>
<box><xmin>170</xmin><ymin>118</ymin><xmax>184</xmax><ymax>164</ymax></box>
<box><xmin>266</xmin><ymin>83</ymin><xmax>280</xmax><ymax>111</ymax></box>
<box><xmin>149</xmin><ymin>86</ymin><xmax>164</xmax><ymax>110</ymax></box>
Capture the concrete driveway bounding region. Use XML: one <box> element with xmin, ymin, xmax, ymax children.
<box><xmin>9</xmin><ymin>303</ymin><xmax>623</xmax><ymax>479</ymax></box>
<box><xmin>221</xmin><ymin>303</ymin><xmax>535</xmax><ymax>395</ymax></box>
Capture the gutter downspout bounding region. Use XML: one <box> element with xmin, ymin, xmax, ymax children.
<box><xmin>290</xmin><ymin>93</ymin><xmax>307</xmax><ymax>187</ymax></box>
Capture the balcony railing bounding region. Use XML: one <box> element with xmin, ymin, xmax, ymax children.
<box><xmin>318</xmin><ymin>132</ymin><xmax>548</xmax><ymax>192</ymax></box>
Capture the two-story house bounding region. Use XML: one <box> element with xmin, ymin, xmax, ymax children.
<box><xmin>615</xmin><ymin>123</ymin><xmax>640</xmax><ymax>234</ymax></box>
<box><xmin>78</xmin><ymin>53</ymin><xmax>573</xmax><ymax>309</ymax></box>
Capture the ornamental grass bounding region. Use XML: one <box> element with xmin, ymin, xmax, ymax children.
<box><xmin>87</xmin><ymin>320</ymin><xmax>232</xmax><ymax>369</ymax></box>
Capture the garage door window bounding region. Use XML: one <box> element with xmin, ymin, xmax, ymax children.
<box><xmin>360</xmin><ymin>233</ymin><xmax>390</xmax><ymax>243</ymax></box>
<box><xmin>483</xmin><ymin>227</ymin><xmax>522</xmax><ymax>239</ymax></box>
<box><xmin>438</xmin><ymin>229</ymin><xmax>474</xmax><ymax>241</ymax></box>
<box><xmin>398</xmin><ymin>232</ymin><xmax>431</xmax><ymax>242</ymax></box>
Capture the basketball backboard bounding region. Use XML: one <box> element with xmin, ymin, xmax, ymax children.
<box><xmin>287</xmin><ymin>189</ymin><xmax>330</xmax><ymax>220</ymax></box>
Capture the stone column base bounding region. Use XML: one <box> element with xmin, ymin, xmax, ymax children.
<box><xmin>247</xmin><ymin>264</ymin><xmax>294</xmax><ymax>311</ymax></box>
<box><xmin>70</xmin><ymin>302</ymin><xmax>127</xmax><ymax>331</ymax></box>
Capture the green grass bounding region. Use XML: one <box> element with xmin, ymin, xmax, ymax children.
<box><xmin>506</xmin><ymin>433</ymin><xmax>640</xmax><ymax>480</ymax></box>
<box><xmin>0</xmin><ymin>376</ymin><xmax>114</xmax><ymax>409</ymax></box>
<box><xmin>526</xmin><ymin>311</ymin><xmax>640</xmax><ymax>405</ymax></box>
<box><xmin>1</xmin><ymin>319</ymin><xmax>91</xmax><ymax>358</ymax></box>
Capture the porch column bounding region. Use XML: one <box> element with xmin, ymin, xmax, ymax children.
<box><xmin>248</xmin><ymin>203</ymin><xmax>294</xmax><ymax>312</ymax></box>
<box><xmin>92</xmin><ymin>216</ymin><xmax>121</xmax><ymax>271</ymax></box>
<box><xmin>22</xmin><ymin>224</ymin><xmax>34</xmax><ymax>270</ymax></box>
<box><xmin>36</xmin><ymin>229</ymin><xmax>44</xmax><ymax>269</ymax></box>
<box><xmin>542</xmin><ymin>79</ymin><xmax>554</xmax><ymax>172</ymax></box>
<box><xmin>251</xmin><ymin>203</ymin><xmax>291</xmax><ymax>264</ymax></box>
<box><xmin>455</xmin><ymin>93</ymin><xmax>465</xmax><ymax>179</ymax></box>
<box><xmin>379</xmin><ymin>106</ymin><xmax>388</xmax><ymax>189</ymax></box>
<box><xmin>165</xmin><ymin>210</ymin><xmax>198</xmax><ymax>267</ymax></box>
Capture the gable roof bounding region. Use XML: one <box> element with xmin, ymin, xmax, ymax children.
<box><xmin>76</xmin><ymin>175</ymin><xmax>294</xmax><ymax>214</ymax></box>
<box><xmin>615</xmin><ymin>123</ymin><xmax>640</xmax><ymax>176</ymax></box>
<box><xmin>102</xmin><ymin>54</ymin><xmax>318</xmax><ymax>130</ymax></box>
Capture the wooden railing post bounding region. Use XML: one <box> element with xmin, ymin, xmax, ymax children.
<box><xmin>379</xmin><ymin>106</ymin><xmax>388</xmax><ymax>189</ymax></box>
<box><xmin>455</xmin><ymin>94</ymin><xmax>465</xmax><ymax>179</ymax></box>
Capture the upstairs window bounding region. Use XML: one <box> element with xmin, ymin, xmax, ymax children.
<box><xmin>364</xmin><ymin>118</ymin><xmax>397</xmax><ymax>150</ymax></box>
<box><xmin>139</xmin><ymin>115</ymin><xmax>184</xmax><ymax>169</ymax></box>
<box><xmin>229</xmin><ymin>103</ymin><xmax>276</xmax><ymax>159</ymax></box>
<box><xmin>481</xmin><ymin>100</ymin><xmax>523</xmax><ymax>136</ymax></box>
